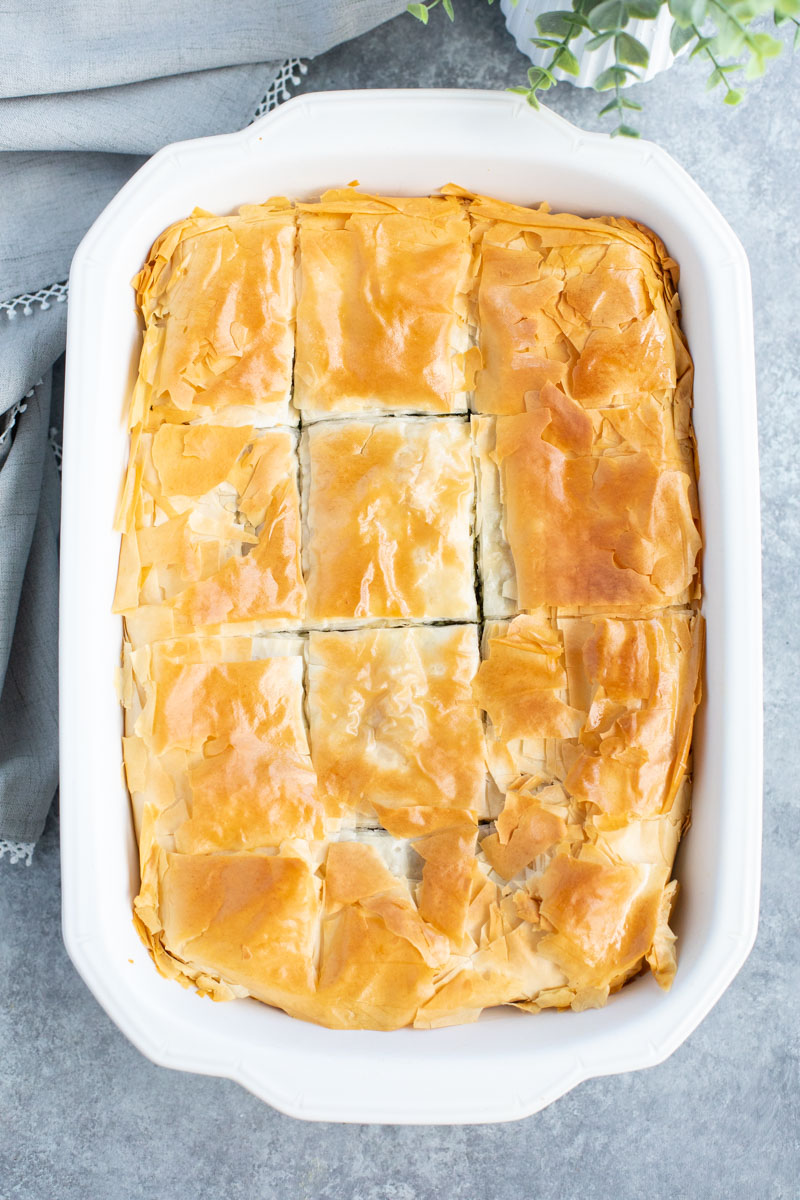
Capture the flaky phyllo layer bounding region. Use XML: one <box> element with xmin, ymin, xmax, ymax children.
<box><xmin>117</xmin><ymin>189</ymin><xmax>704</xmax><ymax>1030</ymax></box>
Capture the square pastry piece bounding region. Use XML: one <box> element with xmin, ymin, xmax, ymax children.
<box><xmin>467</xmin><ymin>193</ymin><xmax>686</xmax><ymax>416</ymax></box>
<box><xmin>122</xmin><ymin>634</ymin><xmax>324</xmax><ymax>856</ymax></box>
<box><xmin>474</xmin><ymin>403</ymin><xmax>701</xmax><ymax>615</ymax></box>
<box><xmin>473</xmin><ymin>610</ymin><xmax>703</xmax><ymax>809</ymax></box>
<box><xmin>294</xmin><ymin>190</ymin><xmax>472</xmax><ymax>419</ymax></box>
<box><xmin>136</xmin><ymin>844</ymin><xmax>324</xmax><ymax>1021</ymax></box>
<box><xmin>307</xmin><ymin>625</ymin><xmax>487</xmax><ymax>836</ymax></box>
<box><xmin>302</xmin><ymin>417</ymin><xmax>476</xmax><ymax>624</ymax></box>
<box><xmin>114</xmin><ymin>424</ymin><xmax>305</xmax><ymax>643</ymax></box>
<box><xmin>131</xmin><ymin>200</ymin><xmax>296</xmax><ymax>428</ymax></box>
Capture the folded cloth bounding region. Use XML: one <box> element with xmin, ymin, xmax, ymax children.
<box><xmin>0</xmin><ymin>0</ymin><xmax>407</xmax><ymax>858</ymax></box>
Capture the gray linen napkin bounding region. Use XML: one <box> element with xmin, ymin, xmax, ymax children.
<box><xmin>0</xmin><ymin>0</ymin><xmax>407</xmax><ymax>859</ymax></box>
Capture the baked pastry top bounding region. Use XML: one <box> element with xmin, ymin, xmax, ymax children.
<box><xmin>115</xmin><ymin>425</ymin><xmax>305</xmax><ymax>644</ymax></box>
<box><xmin>474</xmin><ymin>404</ymin><xmax>700</xmax><ymax>615</ymax></box>
<box><xmin>119</xmin><ymin>189</ymin><xmax>703</xmax><ymax>1031</ymax></box>
<box><xmin>307</xmin><ymin>625</ymin><xmax>487</xmax><ymax>836</ymax></box>
<box><xmin>131</xmin><ymin>200</ymin><xmax>296</xmax><ymax>429</ymax></box>
<box><xmin>465</xmin><ymin>193</ymin><xmax>700</xmax><ymax>618</ymax></box>
<box><xmin>294</xmin><ymin>190</ymin><xmax>472</xmax><ymax>419</ymax></box>
<box><xmin>467</xmin><ymin>194</ymin><xmax>682</xmax><ymax>415</ymax></box>
<box><xmin>301</xmin><ymin>417</ymin><xmax>476</xmax><ymax>624</ymax></box>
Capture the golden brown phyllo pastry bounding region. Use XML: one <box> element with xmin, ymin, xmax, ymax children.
<box><xmin>117</xmin><ymin>188</ymin><xmax>703</xmax><ymax>1030</ymax></box>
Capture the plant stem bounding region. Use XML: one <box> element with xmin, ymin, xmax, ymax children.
<box><xmin>531</xmin><ymin>18</ymin><xmax>582</xmax><ymax>102</ymax></box>
<box><xmin>691</xmin><ymin>21</ymin><xmax>739</xmax><ymax>98</ymax></box>
<box><xmin>707</xmin><ymin>0</ymin><xmax>761</xmax><ymax>54</ymax></box>
<box><xmin>609</xmin><ymin>27</ymin><xmax>637</xmax><ymax>132</ymax></box>
<box><xmin>549</xmin><ymin>25</ymin><xmax>578</xmax><ymax>73</ymax></box>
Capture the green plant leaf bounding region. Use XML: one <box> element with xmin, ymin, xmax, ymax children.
<box><xmin>751</xmin><ymin>30</ymin><xmax>784</xmax><ymax>55</ymax></box>
<box><xmin>594</xmin><ymin>64</ymin><xmax>632</xmax><ymax>88</ymax></box>
<box><xmin>588</xmin><ymin>0</ymin><xmax>630</xmax><ymax>31</ymax></box>
<box><xmin>559</xmin><ymin>11</ymin><xmax>593</xmax><ymax>28</ymax></box>
<box><xmin>407</xmin><ymin>2</ymin><xmax>429</xmax><ymax>22</ymax></box>
<box><xmin>724</xmin><ymin>87</ymin><xmax>746</xmax><ymax>103</ymax></box>
<box><xmin>442</xmin><ymin>0</ymin><xmax>455</xmax><ymax>19</ymax></box>
<box><xmin>667</xmin><ymin>0</ymin><xmax>707</xmax><ymax>27</ymax></box>
<box><xmin>750</xmin><ymin>1</ymin><xmax>779</xmax><ymax>15</ymax></box>
<box><xmin>536</xmin><ymin>10</ymin><xmax>573</xmax><ymax>35</ymax></box>
<box><xmin>530</xmin><ymin>35</ymin><xmax>563</xmax><ymax>47</ymax></box>
<box><xmin>628</xmin><ymin>0</ymin><xmax>663</xmax><ymax>16</ymax></box>
<box><xmin>744</xmin><ymin>31</ymin><xmax>783</xmax><ymax>76</ymax></box>
<box><xmin>507</xmin><ymin>86</ymin><xmax>531</xmax><ymax>94</ymax></box>
<box><xmin>528</xmin><ymin>64</ymin><xmax>556</xmax><ymax>88</ymax></box>
<box><xmin>597</xmin><ymin>94</ymin><xmax>643</xmax><ymax>113</ymax></box>
<box><xmin>611</xmin><ymin>123</ymin><xmax>642</xmax><ymax>136</ymax></box>
<box><xmin>713</xmin><ymin>18</ymin><xmax>746</xmax><ymax>57</ymax></box>
<box><xmin>616</xmin><ymin>30</ymin><xmax>651</xmax><ymax>63</ymax></box>
<box><xmin>705</xmin><ymin>65</ymin><xmax>723</xmax><ymax>88</ymax></box>
<box><xmin>586</xmin><ymin>30</ymin><xmax>615</xmax><ymax>47</ymax></box>
<box><xmin>775</xmin><ymin>0</ymin><xmax>800</xmax><ymax>15</ymax></box>
<box><xmin>555</xmin><ymin>46</ymin><xmax>582</xmax><ymax>73</ymax></box>
<box><xmin>689</xmin><ymin>35</ymin><xmax>714</xmax><ymax>56</ymax></box>
<box><xmin>670</xmin><ymin>21</ymin><xmax>695</xmax><ymax>52</ymax></box>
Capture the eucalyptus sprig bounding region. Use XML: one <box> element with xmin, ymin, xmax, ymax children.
<box><xmin>407</xmin><ymin>0</ymin><xmax>496</xmax><ymax>23</ymax></box>
<box><xmin>408</xmin><ymin>0</ymin><xmax>798</xmax><ymax>135</ymax></box>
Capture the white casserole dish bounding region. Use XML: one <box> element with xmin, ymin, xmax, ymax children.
<box><xmin>61</xmin><ymin>89</ymin><xmax>762</xmax><ymax>1124</ymax></box>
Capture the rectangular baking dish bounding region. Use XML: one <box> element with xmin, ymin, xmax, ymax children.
<box><xmin>61</xmin><ymin>89</ymin><xmax>762</xmax><ymax>1124</ymax></box>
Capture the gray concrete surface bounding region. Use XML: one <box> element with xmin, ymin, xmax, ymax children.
<box><xmin>2</xmin><ymin>2</ymin><xmax>798</xmax><ymax>1196</ymax></box>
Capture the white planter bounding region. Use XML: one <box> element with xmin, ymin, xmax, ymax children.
<box><xmin>501</xmin><ymin>0</ymin><xmax>679</xmax><ymax>87</ymax></box>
